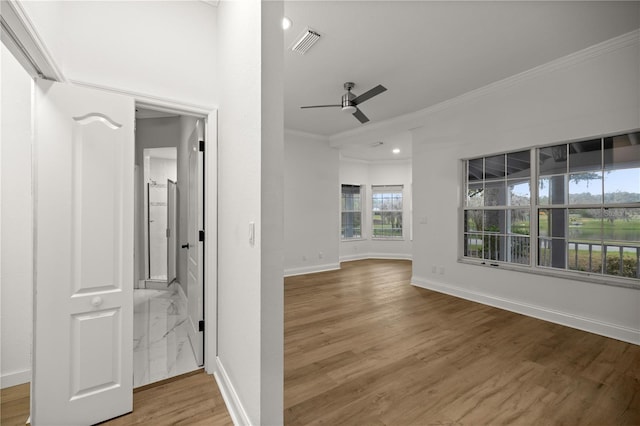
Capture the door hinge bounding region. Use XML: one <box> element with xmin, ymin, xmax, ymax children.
<box><xmin>199</xmin><ymin>140</ymin><xmax>205</xmax><ymax>152</ymax></box>
<box><xmin>199</xmin><ymin>230</ymin><xmax>205</xmax><ymax>242</ymax></box>
<box><xmin>166</xmin><ymin>228</ymin><xmax>170</xmax><ymax>238</ymax></box>
<box><xmin>199</xmin><ymin>320</ymin><xmax>205</xmax><ymax>332</ymax></box>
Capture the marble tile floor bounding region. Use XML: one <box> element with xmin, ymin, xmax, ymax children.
<box><xmin>133</xmin><ymin>283</ymin><xmax>200</xmax><ymax>388</ymax></box>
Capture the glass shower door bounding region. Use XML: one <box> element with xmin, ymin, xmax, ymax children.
<box><xmin>148</xmin><ymin>181</ymin><xmax>168</xmax><ymax>280</ymax></box>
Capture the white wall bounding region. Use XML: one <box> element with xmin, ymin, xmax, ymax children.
<box><xmin>216</xmin><ymin>1</ymin><xmax>283</xmax><ymax>424</ymax></box>
<box><xmin>1</xmin><ymin>44</ymin><xmax>33</xmax><ymax>387</ymax></box>
<box><xmin>284</xmin><ymin>130</ymin><xmax>340</xmax><ymax>276</ymax></box>
<box><xmin>410</xmin><ymin>34</ymin><xmax>640</xmax><ymax>344</ymax></box>
<box><xmin>259</xmin><ymin>3</ymin><xmax>284</xmax><ymax>420</ymax></box>
<box><xmin>339</xmin><ymin>158</ymin><xmax>413</xmax><ymax>261</ymax></box>
<box><xmin>20</xmin><ymin>1</ymin><xmax>218</xmax><ymax>108</ymax></box>
<box><xmin>282</xmin><ymin>134</ymin><xmax>412</xmax><ymax>274</ymax></box>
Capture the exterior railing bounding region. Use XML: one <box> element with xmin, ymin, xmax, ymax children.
<box><xmin>465</xmin><ymin>235</ymin><xmax>640</xmax><ymax>279</ymax></box>
<box><xmin>539</xmin><ymin>239</ymin><xmax>640</xmax><ymax>278</ymax></box>
<box><xmin>464</xmin><ymin>234</ymin><xmax>530</xmax><ymax>265</ymax></box>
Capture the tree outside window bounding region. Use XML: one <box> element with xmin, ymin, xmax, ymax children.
<box><xmin>372</xmin><ymin>185</ymin><xmax>403</xmax><ymax>239</ymax></box>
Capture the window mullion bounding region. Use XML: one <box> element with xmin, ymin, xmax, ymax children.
<box><xmin>531</xmin><ymin>147</ymin><xmax>538</xmax><ymax>268</ymax></box>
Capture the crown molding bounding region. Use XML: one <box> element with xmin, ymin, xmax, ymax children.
<box><xmin>284</xmin><ymin>128</ymin><xmax>329</xmax><ymax>142</ymax></box>
<box><xmin>339</xmin><ymin>154</ymin><xmax>411</xmax><ymax>166</ymax></box>
<box><xmin>367</xmin><ymin>158</ymin><xmax>412</xmax><ymax>166</ymax></box>
<box><xmin>339</xmin><ymin>155</ymin><xmax>370</xmax><ymax>164</ymax></box>
<box><xmin>330</xmin><ymin>29</ymin><xmax>640</xmax><ymax>146</ymax></box>
<box><xmin>0</xmin><ymin>0</ymin><xmax>65</xmax><ymax>81</ymax></box>
<box><xmin>200</xmin><ymin>0</ymin><xmax>218</xmax><ymax>8</ymax></box>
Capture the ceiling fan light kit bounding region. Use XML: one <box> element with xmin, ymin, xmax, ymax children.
<box><xmin>301</xmin><ymin>81</ymin><xmax>387</xmax><ymax>124</ymax></box>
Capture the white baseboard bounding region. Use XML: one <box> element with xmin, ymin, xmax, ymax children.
<box><xmin>214</xmin><ymin>357</ymin><xmax>252</xmax><ymax>426</ymax></box>
<box><xmin>340</xmin><ymin>253</ymin><xmax>412</xmax><ymax>262</ymax></box>
<box><xmin>284</xmin><ymin>263</ymin><xmax>340</xmax><ymax>277</ymax></box>
<box><xmin>411</xmin><ymin>275</ymin><xmax>640</xmax><ymax>345</ymax></box>
<box><xmin>1</xmin><ymin>369</ymin><xmax>31</xmax><ymax>389</ymax></box>
<box><xmin>284</xmin><ymin>257</ymin><xmax>411</xmax><ymax>277</ymax></box>
<box><xmin>366</xmin><ymin>253</ymin><xmax>412</xmax><ymax>261</ymax></box>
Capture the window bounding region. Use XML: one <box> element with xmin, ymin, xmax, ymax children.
<box><xmin>537</xmin><ymin>133</ymin><xmax>640</xmax><ymax>279</ymax></box>
<box><xmin>372</xmin><ymin>185</ymin><xmax>403</xmax><ymax>239</ymax></box>
<box><xmin>462</xmin><ymin>131</ymin><xmax>640</xmax><ymax>284</ymax></box>
<box><xmin>464</xmin><ymin>151</ymin><xmax>531</xmax><ymax>265</ymax></box>
<box><xmin>341</xmin><ymin>184</ymin><xmax>362</xmax><ymax>239</ymax></box>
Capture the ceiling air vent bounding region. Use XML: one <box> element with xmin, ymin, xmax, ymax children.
<box><xmin>290</xmin><ymin>28</ymin><xmax>321</xmax><ymax>54</ymax></box>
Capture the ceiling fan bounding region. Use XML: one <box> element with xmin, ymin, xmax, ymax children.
<box><xmin>300</xmin><ymin>82</ymin><xmax>387</xmax><ymax>124</ymax></box>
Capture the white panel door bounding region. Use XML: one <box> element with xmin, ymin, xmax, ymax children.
<box><xmin>32</xmin><ymin>80</ymin><xmax>134</xmax><ymax>425</ymax></box>
<box><xmin>186</xmin><ymin>121</ymin><xmax>204</xmax><ymax>366</ymax></box>
<box><xmin>167</xmin><ymin>179</ymin><xmax>177</xmax><ymax>284</ymax></box>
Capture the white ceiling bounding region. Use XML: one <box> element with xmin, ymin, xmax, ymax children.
<box><xmin>340</xmin><ymin>131</ymin><xmax>412</xmax><ymax>161</ymax></box>
<box><xmin>283</xmin><ymin>0</ymin><xmax>640</xmax><ymax>160</ymax></box>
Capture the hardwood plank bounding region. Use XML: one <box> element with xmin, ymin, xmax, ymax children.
<box><xmin>284</xmin><ymin>259</ymin><xmax>640</xmax><ymax>425</ymax></box>
<box><xmin>103</xmin><ymin>371</ymin><xmax>232</xmax><ymax>425</ymax></box>
<box><xmin>4</xmin><ymin>259</ymin><xmax>639</xmax><ymax>425</ymax></box>
<box><xmin>0</xmin><ymin>371</ymin><xmax>231</xmax><ymax>426</ymax></box>
<box><xmin>0</xmin><ymin>383</ymin><xmax>29</xmax><ymax>426</ymax></box>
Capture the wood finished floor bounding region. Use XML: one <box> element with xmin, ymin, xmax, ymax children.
<box><xmin>3</xmin><ymin>259</ymin><xmax>639</xmax><ymax>425</ymax></box>
<box><xmin>284</xmin><ymin>259</ymin><xmax>640</xmax><ymax>425</ymax></box>
<box><xmin>0</xmin><ymin>370</ymin><xmax>232</xmax><ymax>426</ymax></box>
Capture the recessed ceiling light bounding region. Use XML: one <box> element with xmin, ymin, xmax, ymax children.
<box><xmin>282</xmin><ymin>17</ymin><xmax>292</xmax><ymax>30</ymax></box>
<box><xmin>392</xmin><ymin>148</ymin><xmax>400</xmax><ymax>154</ymax></box>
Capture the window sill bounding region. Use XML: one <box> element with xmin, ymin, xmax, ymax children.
<box><xmin>371</xmin><ymin>238</ymin><xmax>405</xmax><ymax>241</ymax></box>
<box><xmin>341</xmin><ymin>238</ymin><xmax>366</xmax><ymax>242</ymax></box>
<box><xmin>457</xmin><ymin>257</ymin><xmax>640</xmax><ymax>290</ymax></box>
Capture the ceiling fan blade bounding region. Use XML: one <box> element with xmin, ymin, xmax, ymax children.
<box><xmin>352</xmin><ymin>108</ymin><xmax>369</xmax><ymax>124</ymax></box>
<box><xmin>352</xmin><ymin>84</ymin><xmax>387</xmax><ymax>105</ymax></box>
<box><xmin>300</xmin><ymin>104</ymin><xmax>341</xmax><ymax>109</ymax></box>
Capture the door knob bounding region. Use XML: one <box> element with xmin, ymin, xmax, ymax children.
<box><xmin>91</xmin><ymin>296</ymin><xmax>103</xmax><ymax>307</ymax></box>
<box><xmin>181</xmin><ymin>243</ymin><xmax>190</xmax><ymax>249</ymax></box>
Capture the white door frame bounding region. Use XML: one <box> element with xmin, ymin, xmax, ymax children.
<box><xmin>127</xmin><ymin>95</ymin><xmax>218</xmax><ymax>374</ymax></box>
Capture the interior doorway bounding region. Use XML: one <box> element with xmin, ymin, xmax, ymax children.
<box><xmin>2</xmin><ymin>4</ymin><xmax>216</xmax><ymax>420</ymax></box>
<box><xmin>133</xmin><ymin>108</ymin><xmax>205</xmax><ymax>387</ymax></box>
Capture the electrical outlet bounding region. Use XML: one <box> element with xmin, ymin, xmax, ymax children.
<box><xmin>319</xmin><ymin>251</ymin><xmax>323</xmax><ymax>259</ymax></box>
<box><xmin>431</xmin><ymin>266</ymin><xmax>437</xmax><ymax>274</ymax></box>
<box><xmin>439</xmin><ymin>266</ymin><xmax>445</xmax><ymax>275</ymax></box>
<box><xmin>302</xmin><ymin>255</ymin><xmax>307</xmax><ymax>262</ymax></box>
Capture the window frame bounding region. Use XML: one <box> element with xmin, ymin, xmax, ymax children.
<box><xmin>371</xmin><ymin>184</ymin><xmax>404</xmax><ymax>240</ymax></box>
<box><xmin>462</xmin><ymin>149</ymin><xmax>534</xmax><ymax>267</ymax></box>
<box><xmin>459</xmin><ymin>129</ymin><xmax>640</xmax><ymax>289</ymax></box>
<box><xmin>341</xmin><ymin>184</ymin><xmax>364</xmax><ymax>240</ymax></box>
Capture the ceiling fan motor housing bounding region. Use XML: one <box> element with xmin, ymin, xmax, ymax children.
<box><xmin>341</xmin><ymin>83</ymin><xmax>357</xmax><ymax>113</ymax></box>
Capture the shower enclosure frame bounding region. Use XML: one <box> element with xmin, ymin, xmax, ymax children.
<box><xmin>142</xmin><ymin>148</ymin><xmax>178</xmax><ymax>286</ymax></box>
